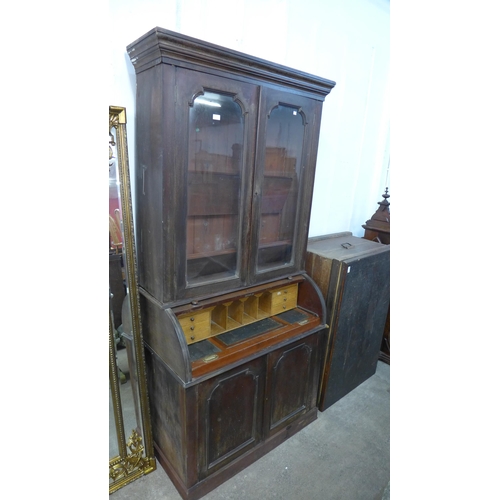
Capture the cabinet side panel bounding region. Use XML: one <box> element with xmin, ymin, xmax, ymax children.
<box><xmin>145</xmin><ymin>348</ymin><xmax>187</xmax><ymax>484</ymax></box>
<box><xmin>135</xmin><ymin>66</ymin><xmax>167</xmax><ymax>300</ymax></box>
<box><xmin>315</xmin><ymin>258</ymin><xmax>344</xmax><ymax>410</ymax></box>
<box><xmin>324</xmin><ymin>250</ymin><xmax>390</xmax><ymax>407</ymax></box>
<box><xmin>305</xmin><ymin>251</ymin><xmax>333</xmax><ymax>301</ymax></box>
<box><xmin>140</xmin><ymin>293</ymin><xmax>190</xmax><ymax>382</ymax></box>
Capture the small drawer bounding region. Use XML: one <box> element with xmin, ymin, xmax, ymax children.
<box><xmin>178</xmin><ymin>311</ymin><xmax>212</xmax><ymax>344</ymax></box>
<box><xmin>270</xmin><ymin>284</ymin><xmax>298</xmax><ymax>315</ymax></box>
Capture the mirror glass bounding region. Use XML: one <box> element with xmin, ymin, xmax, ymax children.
<box><xmin>109</xmin><ymin>106</ymin><xmax>155</xmax><ymax>493</ymax></box>
<box><xmin>109</xmin><ymin>123</ymin><xmax>143</xmax><ymax>459</ymax></box>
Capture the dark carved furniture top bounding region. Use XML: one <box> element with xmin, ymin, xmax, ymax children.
<box><xmin>362</xmin><ymin>189</ymin><xmax>391</xmax><ymax>364</ymax></box>
<box><xmin>362</xmin><ymin>188</ymin><xmax>390</xmax><ymax>245</ymax></box>
<box><xmin>127</xmin><ymin>27</ymin><xmax>335</xmax><ymax>99</ymax></box>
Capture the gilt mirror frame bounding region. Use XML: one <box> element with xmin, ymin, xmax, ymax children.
<box><xmin>109</xmin><ymin>105</ymin><xmax>155</xmax><ymax>493</ymax></box>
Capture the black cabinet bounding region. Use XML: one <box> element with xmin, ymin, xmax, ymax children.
<box><xmin>306</xmin><ymin>233</ymin><xmax>390</xmax><ymax>411</ymax></box>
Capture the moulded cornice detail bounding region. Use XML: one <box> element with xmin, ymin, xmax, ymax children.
<box><xmin>127</xmin><ymin>27</ymin><xmax>336</xmax><ymax>100</ymax></box>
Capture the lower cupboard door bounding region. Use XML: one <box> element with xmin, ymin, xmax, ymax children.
<box><xmin>265</xmin><ymin>334</ymin><xmax>320</xmax><ymax>435</ymax></box>
<box><xmin>197</xmin><ymin>357</ymin><xmax>266</xmax><ymax>478</ymax></box>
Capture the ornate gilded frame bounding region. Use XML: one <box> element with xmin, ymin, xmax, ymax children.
<box><xmin>109</xmin><ymin>105</ymin><xmax>156</xmax><ymax>493</ymax></box>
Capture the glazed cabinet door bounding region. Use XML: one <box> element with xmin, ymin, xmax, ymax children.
<box><xmin>172</xmin><ymin>68</ymin><xmax>259</xmax><ymax>301</ymax></box>
<box><xmin>264</xmin><ymin>333</ymin><xmax>321</xmax><ymax>436</ymax></box>
<box><xmin>249</xmin><ymin>88</ymin><xmax>323</xmax><ymax>283</ymax></box>
<box><xmin>196</xmin><ymin>357</ymin><xmax>266</xmax><ymax>479</ymax></box>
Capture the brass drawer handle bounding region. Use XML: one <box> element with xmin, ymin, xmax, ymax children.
<box><xmin>203</xmin><ymin>354</ymin><xmax>218</xmax><ymax>363</ymax></box>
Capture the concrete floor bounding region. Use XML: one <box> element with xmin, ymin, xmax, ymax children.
<box><xmin>111</xmin><ymin>360</ymin><xmax>390</xmax><ymax>500</ymax></box>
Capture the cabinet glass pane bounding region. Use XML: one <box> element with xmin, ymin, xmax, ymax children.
<box><xmin>257</xmin><ymin>105</ymin><xmax>304</xmax><ymax>271</ymax></box>
<box><xmin>187</xmin><ymin>91</ymin><xmax>244</xmax><ymax>284</ymax></box>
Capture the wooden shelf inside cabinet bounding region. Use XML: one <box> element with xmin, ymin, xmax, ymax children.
<box><xmin>187</xmin><ymin>248</ymin><xmax>237</xmax><ymax>260</ymax></box>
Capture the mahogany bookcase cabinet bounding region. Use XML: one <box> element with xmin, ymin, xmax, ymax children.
<box><xmin>127</xmin><ymin>28</ymin><xmax>335</xmax><ymax>500</ymax></box>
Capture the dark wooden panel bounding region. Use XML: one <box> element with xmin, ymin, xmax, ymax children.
<box><xmin>135</xmin><ymin>65</ymin><xmax>170</xmax><ymax>301</ymax></box>
<box><xmin>140</xmin><ymin>292</ymin><xmax>191</xmax><ymax>382</ymax></box>
<box><xmin>145</xmin><ymin>348</ymin><xmax>188</xmax><ymax>484</ymax></box>
<box><xmin>265</xmin><ymin>334</ymin><xmax>320</xmax><ymax>434</ymax></box>
<box><xmin>323</xmin><ymin>250</ymin><xmax>389</xmax><ymax>409</ymax></box>
<box><xmin>197</xmin><ymin>358</ymin><xmax>266</xmax><ymax>479</ymax></box>
<box><xmin>269</xmin><ymin>344</ymin><xmax>311</xmax><ymax>428</ymax></box>
<box><xmin>304</xmin><ymin>249</ymin><xmax>332</xmax><ymax>299</ymax></box>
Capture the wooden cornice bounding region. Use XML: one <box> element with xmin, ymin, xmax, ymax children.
<box><xmin>127</xmin><ymin>27</ymin><xmax>336</xmax><ymax>100</ymax></box>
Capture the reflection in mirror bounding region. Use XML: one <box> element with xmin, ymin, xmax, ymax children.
<box><xmin>109</xmin><ymin>106</ymin><xmax>155</xmax><ymax>494</ymax></box>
